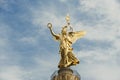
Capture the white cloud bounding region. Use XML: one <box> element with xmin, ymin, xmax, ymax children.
<box><xmin>59</xmin><ymin>0</ymin><xmax>68</xmax><ymax>2</ymax></box>
<box><xmin>0</xmin><ymin>66</ymin><xmax>23</xmax><ymax>80</ymax></box>
<box><xmin>77</xmin><ymin>48</ymin><xmax>116</xmax><ymax>64</ymax></box>
<box><xmin>78</xmin><ymin>64</ymin><xmax>120</xmax><ymax>80</ymax></box>
<box><xmin>80</xmin><ymin>0</ymin><xmax>120</xmax><ymax>19</ymax></box>
<box><xmin>20</xmin><ymin>37</ymin><xmax>37</xmax><ymax>44</ymax></box>
<box><xmin>0</xmin><ymin>66</ymin><xmax>38</xmax><ymax>80</ymax></box>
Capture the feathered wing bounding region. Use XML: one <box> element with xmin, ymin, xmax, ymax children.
<box><xmin>68</xmin><ymin>31</ymin><xmax>86</xmax><ymax>43</ymax></box>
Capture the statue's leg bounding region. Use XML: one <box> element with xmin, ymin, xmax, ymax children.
<box><xmin>68</xmin><ymin>52</ymin><xmax>79</xmax><ymax>66</ymax></box>
<box><xmin>63</xmin><ymin>48</ymin><xmax>69</xmax><ymax>67</ymax></box>
<box><xmin>58</xmin><ymin>49</ymin><xmax>69</xmax><ymax>68</ymax></box>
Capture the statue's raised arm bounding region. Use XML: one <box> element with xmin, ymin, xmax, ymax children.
<box><xmin>47</xmin><ymin>23</ymin><xmax>60</xmax><ymax>41</ymax></box>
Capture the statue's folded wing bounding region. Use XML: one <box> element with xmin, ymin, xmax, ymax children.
<box><xmin>68</xmin><ymin>31</ymin><xmax>86</xmax><ymax>43</ymax></box>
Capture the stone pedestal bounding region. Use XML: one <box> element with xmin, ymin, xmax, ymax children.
<box><xmin>51</xmin><ymin>68</ymin><xmax>80</xmax><ymax>80</ymax></box>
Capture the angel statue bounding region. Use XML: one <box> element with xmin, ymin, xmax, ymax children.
<box><xmin>47</xmin><ymin>15</ymin><xmax>86</xmax><ymax>68</ymax></box>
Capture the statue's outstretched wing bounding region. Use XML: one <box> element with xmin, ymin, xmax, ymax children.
<box><xmin>68</xmin><ymin>31</ymin><xmax>86</xmax><ymax>43</ymax></box>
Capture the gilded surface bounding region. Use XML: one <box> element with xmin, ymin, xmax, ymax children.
<box><xmin>47</xmin><ymin>15</ymin><xmax>86</xmax><ymax>68</ymax></box>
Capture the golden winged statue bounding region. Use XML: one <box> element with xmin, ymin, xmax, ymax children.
<box><xmin>47</xmin><ymin>15</ymin><xmax>86</xmax><ymax>68</ymax></box>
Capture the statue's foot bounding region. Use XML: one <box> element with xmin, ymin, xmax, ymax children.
<box><xmin>71</xmin><ymin>61</ymin><xmax>79</xmax><ymax>65</ymax></box>
<box><xmin>58</xmin><ymin>64</ymin><xmax>68</xmax><ymax>68</ymax></box>
<box><xmin>58</xmin><ymin>62</ymin><xmax>72</xmax><ymax>68</ymax></box>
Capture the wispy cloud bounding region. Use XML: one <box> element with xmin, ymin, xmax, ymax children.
<box><xmin>0</xmin><ymin>66</ymin><xmax>23</xmax><ymax>80</ymax></box>
<box><xmin>78</xmin><ymin>64</ymin><xmax>120</xmax><ymax>80</ymax></box>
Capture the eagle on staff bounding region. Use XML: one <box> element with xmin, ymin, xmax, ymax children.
<box><xmin>47</xmin><ymin>15</ymin><xmax>86</xmax><ymax>68</ymax></box>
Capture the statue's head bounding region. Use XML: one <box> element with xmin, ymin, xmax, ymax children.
<box><xmin>61</xmin><ymin>26</ymin><xmax>67</xmax><ymax>35</ymax></box>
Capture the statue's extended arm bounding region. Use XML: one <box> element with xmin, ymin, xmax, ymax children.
<box><xmin>47</xmin><ymin>23</ymin><xmax>60</xmax><ymax>40</ymax></box>
<box><xmin>49</xmin><ymin>27</ymin><xmax>56</xmax><ymax>36</ymax></box>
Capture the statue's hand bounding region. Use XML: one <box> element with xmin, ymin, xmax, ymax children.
<box><xmin>47</xmin><ymin>23</ymin><xmax>52</xmax><ymax>29</ymax></box>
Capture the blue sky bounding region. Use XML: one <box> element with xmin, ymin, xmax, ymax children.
<box><xmin>0</xmin><ymin>0</ymin><xmax>120</xmax><ymax>80</ymax></box>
